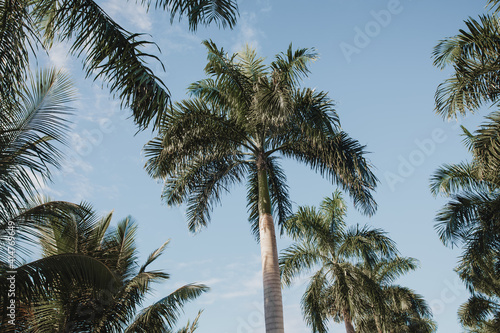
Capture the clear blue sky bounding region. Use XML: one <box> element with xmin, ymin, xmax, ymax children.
<box><xmin>41</xmin><ymin>1</ymin><xmax>490</xmax><ymax>332</ymax></box>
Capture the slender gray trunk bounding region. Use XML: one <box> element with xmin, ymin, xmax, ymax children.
<box><xmin>259</xmin><ymin>213</ymin><xmax>285</xmax><ymax>333</ymax></box>
<box><xmin>257</xmin><ymin>159</ymin><xmax>285</xmax><ymax>333</ymax></box>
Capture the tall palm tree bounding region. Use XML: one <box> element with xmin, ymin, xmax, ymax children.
<box><xmin>11</xmin><ymin>205</ymin><xmax>208</xmax><ymax>332</ymax></box>
<box><xmin>144</xmin><ymin>41</ymin><xmax>378</xmax><ymax>332</ymax></box>
<box><xmin>0</xmin><ymin>0</ymin><xmax>239</xmax><ymax>130</ymax></box>
<box><xmin>279</xmin><ymin>192</ymin><xmax>394</xmax><ymax>333</ymax></box>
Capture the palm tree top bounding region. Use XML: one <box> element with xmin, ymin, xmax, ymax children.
<box><xmin>145</xmin><ymin>42</ymin><xmax>378</xmax><ymax>236</ymax></box>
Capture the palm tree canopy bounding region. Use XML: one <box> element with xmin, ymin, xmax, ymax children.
<box><xmin>279</xmin><ymin>192</ymin><xmax>399</xmax><ymax>333</ymax></box>
<box><xmin>1</xmin><ymin>0</ymin><xmax>239</xmax><ymax>129</ymax></box>
<box><xmin>430</xmin><ymin>128</ymin><xmax>500</xmax><ymax>330</ymax></box>
<box><xmin>433</xmin><ymin>12</ymin><xmax>500</xmax><ymax>120</ymax></box>
<box><xmin>144</xmin><ymin>41</ymin><xmax>378</xmax><ymax>236</ymax></box>
<box><xmin>4</xmin><ymin>204</ymin><xmax>208</xmax><ymax>332</ymax></box>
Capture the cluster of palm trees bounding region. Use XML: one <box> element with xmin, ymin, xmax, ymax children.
<box><xmin>431</xmin><ymin>0</ymin><xmax>500</xmax><ymax>331</ymax></box>
<box><xmin>143</xmin><ymin>40</ymin><xmax>436</xmax><ymax>332</ymax></box>
<box><xmin>4</xmin><ymin>0</ymin><xmax>500</xmax><ymax>331</ymax></box>
<box><xmin>0</xmin><ymin>0</ymin><xmax>237</xmax><ymax>331</ymax></box>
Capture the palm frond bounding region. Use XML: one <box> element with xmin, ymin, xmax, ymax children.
<box><xmin>433</xmin><ymin>15</ymin><xmax>500</xmax><ymax>119</ymax></box>
<box><xmin>0</xmin><ymin>0</ymin><xmax>40</xmax><ymax>99</ymax></box>
<box><xmin>282</xmin><ymin>131</ymin><xmax>378</xmax><ymax>216</ymax></box>
<box><xmin>279</xmin><ymin>242</ymin><xmax>324</xmax><ymax>287</ymax></box>
<box><xmin>149</xmin><ymin>0</ymin><xmax>238</xmax><ymax>30</ymax></box>
<box><xmin>0</xmin><ymin>68</ymin><xmax>74</xmax><ymax>220</ymax></box>
<box><xmin>429</xmin><ymin>162</ymin><xmax>489</xmax><ymax>197</ymax></box>
<box><xmin>125</xmin><ymin>284</ymin><xmax>208</xmax><ymax>333</ymax></box>
<box><xmin>176</xmin><ymin>310</ymin><xmax>203</xmax><ymax>333</ymax></box>
<box><xmin>33</xmin><ymin>0</ymin><xmax>170</xmax><ymax>129</ymax></box>
<box><xmin>459</xmin><ymin>294</ymin><xmax>500</xmax><ymax>328</ymax></box>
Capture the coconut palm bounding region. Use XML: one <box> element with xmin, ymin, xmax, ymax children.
<box><xmin>144</xmin><ymin>41</ymin><xmax>378</xmax><ymax>332</ymax></box>
<box><xmin>0</xmin><ymin>0</ymin><xmax>238</xmax><ymax>129</ymax></box>
<box><xmin>356</xmin><ymin>257</ymin><xmax>436</xmax><ymax>333</ymax></box>
<box><xmin>279</xmin><ymin>192</ymin><xmax>393</xmax><ymax>333</ymax></box>
<box><xmin>11</xmin><ymin>205</ymin><xmax>207</xmax><ymax>332</ymax></box>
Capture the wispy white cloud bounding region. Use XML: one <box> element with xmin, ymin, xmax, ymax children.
<box><xmin>48</xmin><ymin>42</ymin><xmax>72</xmax><ymax>70</ymax></box>
<box><xmin>102</xmin><ymin>0</ymin><xmax>152</xmax><ymax>31</ymax></box>
<box><xmin>220</xmin><ymin>269</ymin><xmax>262</xmax><ymax>299</ymax></box>
<box><xmin>231</xmin><ymin>12</ymin><xmax>265</xmax><ymax>53</ymax></box>
<box><xmin>257</xmin><ymin>0</ymin><xmax>272</xmax><ymax>13</ymax></box>
<box><xmin>160</xmin><ymin>24</ymin><xmax>202</xmax><ymax>55</ymax></box>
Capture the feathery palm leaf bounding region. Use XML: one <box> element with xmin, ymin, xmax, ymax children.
<box><xmin>0</xmin><ymin>68</ymin><xmax>73</xmax><ymax>222</ymax></box>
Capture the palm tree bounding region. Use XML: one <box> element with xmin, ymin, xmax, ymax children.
<box><xmin>356</xmin><ymin>257</ymin><xmax>436</xmax><ymax>333</ymax></box>
<box><xmin>144</xmin><ymin>41</ymin><xmax>378</xmax><ymax>332</ymax></box>
<box><xmin>433</xmin><ymin>11</ymin><xmax>500</xmax><ymax>120</ymax></box>
<box><xmin>10</xmin><ymin>204</ymin><xmax>208</xmax><ymax>332</ymax></box>
<box><xmin>430</xmin><ymin>130</ymin><xmax>500</xmax><ymax>330</ymax></box>
<box><xmin>0</xmin><ymin>0</ymin><xmax>239</xmax><ymax>130</ymax></box>
<box><xmin>0</xmin><ymin>68</ymin><xmax>205</xmax><ymax>332</ymax></box>
<box><xmin>433</xmin><ymin>4</ymin><xmax>500</xmax><ymax>330</ymax></box>
<box><xmin>0</xmin><ymin>68</ymin><xmax>128</xmax><ymax>329</ymax></box>
<box><xmin>279</xmin><ymin>192</ymin><xmax>393</xmax><ymax>333</ymax></box>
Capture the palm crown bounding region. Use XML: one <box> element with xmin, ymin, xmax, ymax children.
<box><xmin>6</xmin><ymin>205</ymin><xmax>207</xmax><ymax>333</ymax></box>
<box><xmin>145</xmin><ymin>40</ymin><xmax>377</xmax><ymax>232</ymax></box>
<box><xmin>430</xmin><ymin>129</ymin><xmax>500</xmax><ymax>330</ymax></box>
<box><xmin>279</xmin><ymin>192</ymin><xmax>397</xmax><ymax>333</ymax></box>
<box><xmin>280</xmin><ymin>192</ymin><xmax>435</xmax><ymax>333</ymax></box>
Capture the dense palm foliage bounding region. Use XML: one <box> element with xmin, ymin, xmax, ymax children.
<box><xmin>433</xmin><ymin>12</ymin><xmax>500</xmax><ymax>120</ymax></box>
<box><xmin>3</xmin><ymin>205</ymin><xmax>207</xmax><ymax>332</ymax></box>
<box><xmin>0</xmin><ymin>67</ymin><xmax>206</xmax><ymax>331</ymax></box>
<box><xmin>279</xmin><ymin>192</ymin><xmax>432</xmax><ymax>333</ymax></box>
<box><xmin>144</xmin><ymin>41</ymin><xmax>377</xmax><ymax>332</ymax></box>
<box><xmin>0</xmin><ymin>0</ymin><xmax>238</xmax><ymax>129</ymax></box>
<box><xmin>356</xmin><ymin>258</ymin><xmax>436</xmax><ymax>333</ymax></box>
<box><xmin>0</xmin><ymin>68</ymin><xmax>130</xmax><ymax>331</ymax></box>
<box><xmin>0</xmin><ymin>68</ymin><xmax>72</xmax><ymax>226</ymax></box>
<box><xmin>430</xmin><ymin>134</ymin><xmax>500</xmax><ymax>330</ymax></box>
<box><xmin>433</xmin><ymin>2</ymin><xmax>500</xmax><ymax>330</ymax></box>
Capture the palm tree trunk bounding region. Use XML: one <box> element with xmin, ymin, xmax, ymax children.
<box><xmin>343</xmin><ymin>309</ymin><xmax>356</xmax><ymax>333</ymax></box>
<box><xmin>257</xmin><ymin>165</ymin><xmax>285</xmax><ymax>333</ymax></box>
